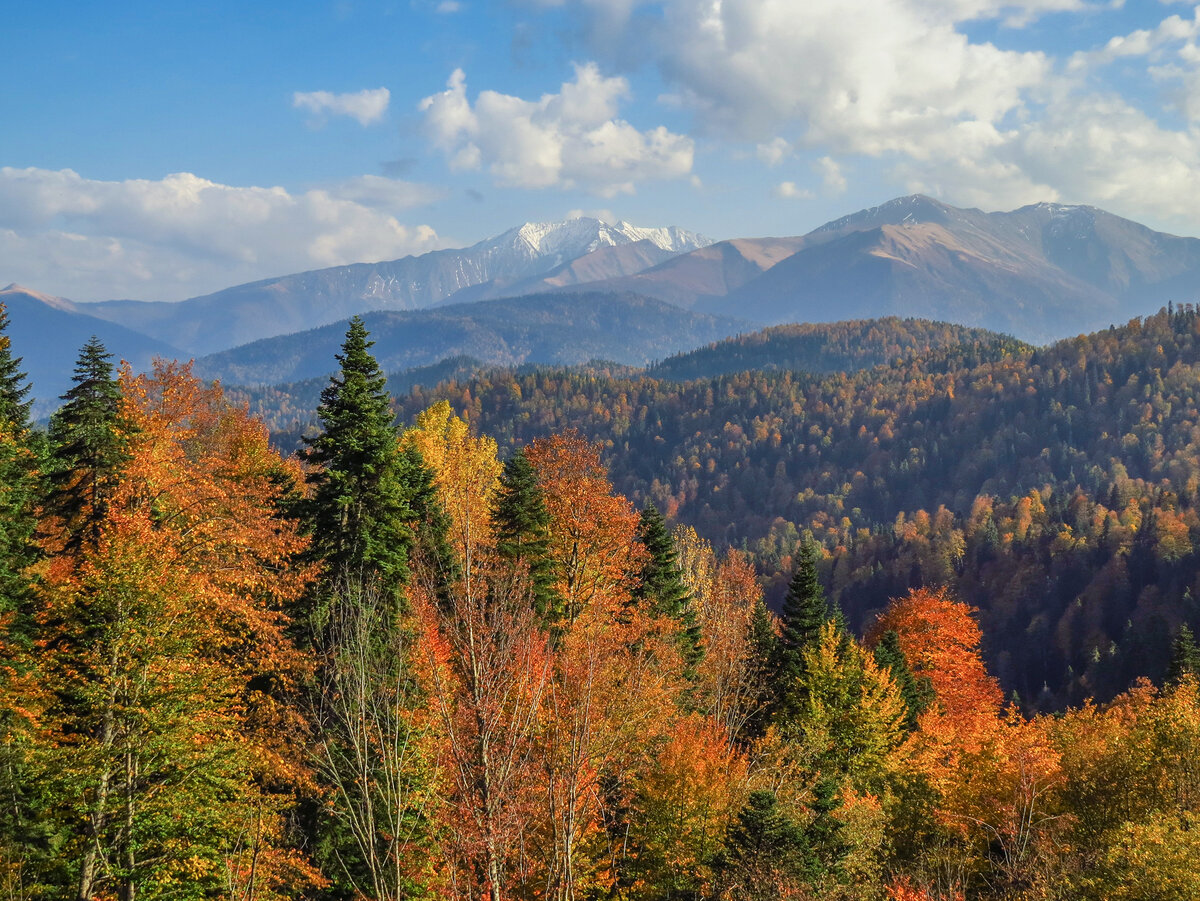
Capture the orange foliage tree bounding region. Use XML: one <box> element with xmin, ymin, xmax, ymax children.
<box><xmin>34</xmin><ymin>361</ymin><xmax>318</xmax><ymax>900</ymax></box>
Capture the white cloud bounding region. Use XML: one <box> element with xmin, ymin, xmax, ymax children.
<box><xmin>815</xmin><ymin>156</ymin><xmax>846</xmax><ymax>194</ymax></box>
<box><xmin>0</xmin><ymin>168</ymin><xmax>443</xmax><ymax>302</ymax></box>
<box><xmin>756</xmin><ymin>137</ymin><xmax>792</xmax><ymax>166</ymax></box>
<box><xmin>418</xmin><ymin>63</ymin><xmax>694</xmax><ymax>196</ymax></box>
<box><xmin>436</xmin><ymin>0</ymin><xmax>462</xmax><ymax>11</ymax></box>
<box><xmin>292</xmin><ymin>87</ymin><xmax>391</xmax><ymax>126</ymax></box>
<box><xmin>774</xmin><ymin>181</ymin><xmax>813</xmax><ymax>200</ymax></box>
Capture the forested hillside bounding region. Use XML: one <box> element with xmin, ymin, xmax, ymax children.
<box><xmin>6</xmin><ymin>311</ymin><xmax>1200</xmax><ymax>900</ymax></box>
<box><xmin>374</xmin><ymin>308</ymin><xmax>1200</xmax><ymax>707</ymax></box>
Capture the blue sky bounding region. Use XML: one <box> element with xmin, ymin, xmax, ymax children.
<box><xmin>4</xmin><ymin>0</ymin><xmax>1200</xmax><ymax>302</ymax></box>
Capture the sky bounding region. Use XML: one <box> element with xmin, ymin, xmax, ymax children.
<box><xmin>5</xmin><ymin>0</ymin><xmax>1200</xmax><ymax>303</ymax></box>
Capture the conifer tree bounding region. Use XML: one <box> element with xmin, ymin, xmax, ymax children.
<box><xmin>743</xmin><ymin>597</ymin><xmax>779</xmax><ymax>739</ymax></box>
<box><xmin>634</xmin><ymin>502</ymin><xmax>702</xmax><ymax>673</ymax></box>
<box><xmin>45</xmin><ymin>337</ymin><xmax>130</xmax><ymax>553</ymax></box>
<box><xmin>716</xmin><ymin>790</ymin><xmax>817</xmax><ymax>899</ymax></box>
<box><xmin>491</xmin><ymin>447</ymin><xmax>560</xmax><ymax>625</ymax></box>
<box><xmin>300</xmin><ymin>316</ymin><xmax>414</xmax><ymax>622</ymax></box>
<box><xmin>873</xmin><ymin>628</ymin><xmax>934</xmax><ymax>730</ymax></box>
<box><xmin>774</xmin><ymin>541</ymin><xmax>835</xmax><ymax>721</ymax></box>
<box><xmin>1167</xmin><ymin>624</ymin><xmax>1200</xmax><ymax>684</ymax></box>
<box><xmin>0</xmin><ymin>305</ymin><xmax>42</xmax><ymax>901</ymax></box>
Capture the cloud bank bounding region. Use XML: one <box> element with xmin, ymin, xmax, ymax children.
<box><xmin>0</xmin><ymin>168</ymin><xmax>443</xmax><ymax>302</ymax></box>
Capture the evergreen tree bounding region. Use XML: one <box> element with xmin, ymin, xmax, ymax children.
<box><xmin>873</xmin><ymin>628</ymin><xmax>934</xmax><ymax>730</ymax></box>
<box><xmin>45</xmin><ymin>337</ymin><xmax>130</xmax><ymax>552</ymax></box>
<box><xmin>633</xmin><ymin>502</ymin><xmax>702</xmax><ymax>673</ymax></box>
<box><xmin>743</xmin><ymin>597</ymin><xmax>779</xmax><ymax>739</ymax></box>
<box><xmin>1167</xmin><ymin>624</ymin><xmax>1200</xmax><ymax>684</ymax></box>
<box><xmin>774</xmin><ymin>541</ymin><xmax>835</xmax><ymax>722</ymax></box>
<box><xmin>300</xmin><ymin>316</ymin><xmax>414</xmax><ymax>625</ymax></box>
<box><xmin>715</xmin><ymin>790</ymin><xmax>817</xmax><ymax>899</ymax></box>
<box><xmin>401</xmin><ymin>440</ymin><xmax>458</xmax><ymax>604</ymax></box>
<box><xmin>491</xmin><ymin>447</ymin><xmax>560</xmax><ymax>626</ymax></box>
<box><xmin>0</xmin><ymin>307</ymin><xmax>42</xmax><ymax>901</ymax></box>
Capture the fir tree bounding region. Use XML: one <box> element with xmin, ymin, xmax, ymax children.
<box><xmin>45</xmin><ymin>337</ymin><xmax>131</xmax><ymax>552</ymax></box>
<box><xmin>743</xmin><ymin>597</ymin><xmax>779</xmax><ymax>739</ymax></box>
<box><xmin>300</xmin><ymin>316</ymin><xmax>414</xmax><ymax>629</ymax></box>
<box><xmin>633</xmin><ymin>502</ymin><xmax>702</xmax><ymax>674</ymax></box>
<box><xmin>491</xmin><ymin>447</ymin><xmax>560</xmax><ymax>626</ymax></box>
<box><xmin>401</xmin><ymin>440</ymin><xmax>458</xmax><ymax>605</ymax></box>
<box><xmin>873</xmin><ymin>628</ymin><xmax>934</xmax><ymax>730</ymax></box>
<box><xmin>774</xmin><ymin>541</ymin><xmax>835</xmax><ymax>722</ymax></box>
<box><xmin>1167</xmin><ymin>624</ymin><xmax>1200</xmax><ymax>684</ymax></box>
<box><xmin>715</xmin><ymin>790</ymin><xmax>817</xmax><ymax>899</ymax></box>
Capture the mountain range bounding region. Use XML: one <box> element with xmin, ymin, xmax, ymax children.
<box><xmin>9</xmin><ymin>195</ymin><xmax>1200</xmax><ymax>412</ymax></box>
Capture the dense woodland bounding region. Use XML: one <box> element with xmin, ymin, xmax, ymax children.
<box><xmin>3</xmin><ymin>309</ymin><xmax>1200</xmax><ymax>899</ymax></box>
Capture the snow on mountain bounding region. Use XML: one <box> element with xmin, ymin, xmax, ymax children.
<box><xmin>77</xmin><ymin>218</ymin><xmax>712</xmax><ymax>355</ymax></box>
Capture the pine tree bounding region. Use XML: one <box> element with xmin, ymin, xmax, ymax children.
<box><xmin>774</xmin><ymin>541</ymin><xmax>834</xmax><ymax>722</ymax></box>
<box><xmin>491</xmin><ymin>447</ymin><xmax>560</xmax><ymax>626</ymax></box>
<box><xmin>300</xmin><ymin>316</ymin><xmax>414</xmax><ymax>624</ymax></box>
<box><xmin>873</xmin><ymin>628</ymin><xmax>934</xmax><ymax>730</ymax></box>
<box><xmin>45</xmin><ymin>337</ymin><xmax>131</xmax><ymax>553</ymax></box>
<box><xmin>1167</xmin><ymin>624</ymin><xmax>1200</xmax><ymax>684</ymax></box>
<box><xmin>633</xmin><ymin>502</ymin><xmax>702</xmax><ymax>674</ymax></box>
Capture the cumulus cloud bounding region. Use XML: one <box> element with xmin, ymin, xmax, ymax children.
<box><xmin>0</xmin><ymin>168</ymin><xmax>443</xmax><ymax>302</ymax></box>
<box><xmin>418</xmin><ymin>63</ymin><xmax>694</xmax><ymax>195</ymax></box>
<box><xmin>292</xmin><ymin>87</ymin><xmax>391</xmax><ymax>125</ymax></box>
<box><xmin>774</xmin><ymin>181</ymin><xmax>813</xmax><ymax>200</ymax></box>
<box><xmin>815</xmin><ymin>156</ymin><xmax>846</xmax><ymax>194</ymax></box>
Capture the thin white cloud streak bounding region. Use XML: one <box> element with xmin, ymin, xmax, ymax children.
<box><xmin>419</xmin><ymin>63</ymin><xmax>694</xmax><ymax>196</ymax></box>
<box><xmin>0</xmin><ymin>168</ymin><xmax>443</xmax><ymax>302</ymax></box>
<box><xmin>292</xmin><ymin>87</ymin><xmax>391</xmax><ymax>125</ymax></box>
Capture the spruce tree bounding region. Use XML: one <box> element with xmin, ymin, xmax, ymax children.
<box><xmin>45</xmin><ymin>337</ymin><xmax>130</xmax><ymax>552</ymax></box>
<box><xmin>744</xmin><ymin>598</ymin><xmax>779</xmax><ymax>739</ymax></box>
<box><xmin>716</xmin><ymin>790</ymin><xmax>817</xmax><ymax>899</ymax></box>
<box><xmin>873</xmin><ymin>628</ymin><xmax>934</xmax><ymax>730</ymax></box>
<box><xmin>1167</xmin><ymin>624</ymin><xmax>1200</xmax><ymax>684</ymax></box>
<box><xmin>633</xmin><ymin>502</ymin><xmax>702</xmax><ymax>674</ymax></box>
<box><xmin>774</xmin><ymin>541</ymin><xmax>834</xmax><ymax>722</ymax></box>
<box><xmin>0</xmin><ymin>305</ymin><xmax>43</xmax><ymax>901</ymax></box>
<box><xmin>491</xmin><ymin>447</ymin><xmax>560</xmax><ymax>626</ymax></box>
<box><xmin>300</xmin><ymin>316</ymin><xmax>414</xmax><ymax>627</ymax></box>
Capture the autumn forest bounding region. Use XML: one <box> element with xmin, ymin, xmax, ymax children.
<box><xmin>3</xmin><ymin>308</ymin><xmax>1200</xmax><ymax>901</ymax></box>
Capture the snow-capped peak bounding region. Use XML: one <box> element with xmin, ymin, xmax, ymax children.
<box><xmin>480</xmin><ymin>217</ymin><xmax>711</xmax><ymax>269</ymax></box>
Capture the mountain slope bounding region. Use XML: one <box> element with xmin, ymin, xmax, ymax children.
<box><xmin>77</xmin><ymin>218</ymin><xmax>711</xmax><ymax>355</ymax></box>
<box><xmin>194</xmin><ymin>292</ymin><xmax>747</xmax><ymax>386</ymax></box>
<box><xmin>703</xmin><ymin>195</ymin><xmax>1200</xmax><ymax>342</ymax></box>
<box><xmin>0</xmin><ymin>285</ymin><xmax>183</xmax><ymax>416</ymax></box>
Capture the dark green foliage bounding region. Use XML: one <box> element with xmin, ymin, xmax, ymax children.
<box><xmin>1167</xmin><ymin>624</ymin><xmax>1200</xmax><ymax>684</ymax></box>
<box><xmin>743</xmin><ymin>598</ymin><xmax>780</xmax><ymax>739</ymax></box>
<box><xmin>491</xmin><ymin>447</ymin><xmax>560</xmax><ymax>626</ymax></box>
<box><xmin>774</xmin><ymin>542</ymin><xmax>834</xmax><ymax>723</ymax></box>
<box><xmin>45</xmin><ymin>337</ymin><xmax>131</xmax><ymax>552</ymax></box>
<box><xmin>402</xmin><ymin>441</ymin><xmax>458</xmax><ymax>604</ymax></box>
<box><xmin>715</xmin><ymin>790</ymin><xmax>817</xmax><ymax>899</ymax></box>
<box><xmin>634</xmin><ymin>502</ymin><xmax>702</xmax><ymax>674</ymax></box>
<box><xmin>874</xmin><ymin>629</ymin><xmax>934</xmax><ymax>730</ymax></box>
<box><xmin>300</xmin><ymin>316</ymin><xmax>414</xmax><ymax>621</ymax></box>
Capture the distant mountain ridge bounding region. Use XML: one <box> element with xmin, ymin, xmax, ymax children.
<box><xmin>193</xmin><ymin>292</ymin><xmax>748</xmax><ymax>386</ymax></box>
<box><xmin>0</xmin><ymin>284</ymin><xmax>182</xmax><ymax>417</ymax></box>
<box><xmin>73</xmin><ymin>218</ymin><xmax>712</xmax><ymax>355</ymax></box>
